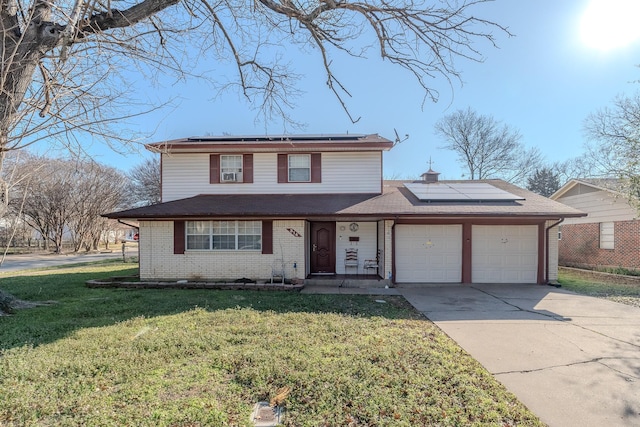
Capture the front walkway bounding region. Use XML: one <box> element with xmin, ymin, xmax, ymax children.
<box><xmin>301</xmin><ymin>285</ymin><xmax>400</xmax><ymax>295</ymax></box>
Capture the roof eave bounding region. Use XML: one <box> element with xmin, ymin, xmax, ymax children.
<box><xmin>144</xmin><ymin>134</ymin><xmax>394</xmax><ymax>153</ymax></box>
<box><xmin>105</xmin><ymin>212</ymin><xmax>588</xmax><ymax>221</ymax></box>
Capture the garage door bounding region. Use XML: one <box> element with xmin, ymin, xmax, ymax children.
<box><xmin>472</xmin><ymin>225</ymin><xmax>538</xmax><ymax>283</ymax></box>
<box><xmin>395</xmin><ymin>225</ymin><xmax>462</xmax><ymax>283</ymax></box>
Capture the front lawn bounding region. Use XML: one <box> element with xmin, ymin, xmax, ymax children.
<box><xmin>0</xmin><ymin>263</ymin><xmax>543</xmax><ymax>426</ymax></box>
<box><xmin>558</xmin><ymin>267</ymin><xmax>640</xmax><ymax>308</ymax></box>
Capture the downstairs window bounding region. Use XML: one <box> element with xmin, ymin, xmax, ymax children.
<box><xmin>186</xmin><ymin>220</ymin><xmax>262</xmax><ymax>251</ymax></box>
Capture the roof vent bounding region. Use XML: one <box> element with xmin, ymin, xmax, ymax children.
<box><xmin>420</xmin><ymin>168</ymin><xmax>440</xmax><ymax>183</ymax></box>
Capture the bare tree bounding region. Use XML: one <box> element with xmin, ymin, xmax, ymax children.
<box><xmin>0</xmin><ymin>151</ymin><xmax>38</xmax><ymax>254</ymax></box>
<box><xmin>584</xmin><ymin>92</ymin><xmax>640</xmax><ymax>171</ymax></box>
<box><xmin>551</xmin><ymin>156</ymin><xmax>595</xmax><ymax>187</ymax></box>
<box><xmin>582</xmin><ymin>92</ymin><xmax>640</xmax><ymax>206</ymax></box>
<box><xmin>15</xmin><ymin>157</ymin><xmax>75</xmax><ymax>252</ymax></box>
<box><xmin>12</xmin><ymin>156</ymin><xmax>127</xmax><ymax>252</ymax></box>
<box><xmin>0</xmin><ymin>0</ymin><xmax>510</xmax><ymax>217</ymax></box>
<box><xmin>435</xmin><ymin>107</ymin><xmax>542</xmax><ymax>184</ymax></box>
<box><xmin>67</xmin><ymin>162</ymin><xmax>128</xmax><ymax>251</ymax></box>
<box><xmin>128</xmin><ymin>157</ymin><xmax>161</xmax><ymax>206</ymax></box>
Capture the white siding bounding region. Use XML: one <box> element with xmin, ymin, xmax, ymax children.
<box><xmin>161</xmin><ymin>151</ymin><xmax>382</xmax><ymax>202</ymax></box>
<box><xmin>139</xmin><ymin>220</ymin><xmax>306</xmax><ymax>281</ymax></box>
<box><xmin>556</xmin><ymin>189</ymin><xmax>637</xmax><ymax>225</ymax></box>
<box><xmin>335</xmin><ymin>221</ymin><xmax>377</xmax><ymax>274</ymax></box>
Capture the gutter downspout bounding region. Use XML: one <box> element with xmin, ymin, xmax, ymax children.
<box><xmin>545</xmin><ymin>218</ymin><xmax>564</xmax><ymax>285</ymax></box>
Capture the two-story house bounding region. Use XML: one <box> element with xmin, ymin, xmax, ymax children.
<box><xmin>106</xmin><ymin>134</ymin><xmax>585</xmax><ymax>285</ymax></box>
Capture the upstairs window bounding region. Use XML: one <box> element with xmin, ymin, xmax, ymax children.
<box><xmin>288</xmin><ymin>154</ymin><xmax>311</xmax><ymax>182</ymax></box>
<box><xmin>220</xmin><ymin>155</ymin><xmax>243</xmax><ymax>182</ymax></box>
<box><xmin>210</xmin><ymin>154</ymin><xmax>253</xmax><ymax>184</ymax></box>
<box><xmin>277</xmin><ymin>153</ymin><xmax>321</xmax><ymax>183</ymax></box>
<box><xmin>186</xmin><ymin>220</ymin><xmax>262</xmax><ymax>251</ymax></box>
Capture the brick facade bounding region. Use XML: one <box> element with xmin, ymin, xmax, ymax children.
<box><xmin>139</xmin><ymin>220</ymin><xmax>307</xmax><ymax>281</ymax></box>
<box><xmin>559</xmin><ymin>220</ymin><xmax>640</xmax><ymax>270</ymax></box>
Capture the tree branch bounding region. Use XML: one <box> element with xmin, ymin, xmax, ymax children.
<box><xmin>77</xmin><ymin>0</ymin><xmax>180</xmax><ymax>37</ymax></box>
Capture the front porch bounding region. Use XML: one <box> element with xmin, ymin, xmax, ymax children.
<box><xmin>308</xmin><ymin>220</ymin><xmax>390</xmax><ymax>280</ymax></box>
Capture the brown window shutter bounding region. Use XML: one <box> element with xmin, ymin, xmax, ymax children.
<box><xmin>209</xmin><ymin>154</ymin><xmax>220</xmax><ymax>184</ymax></box>
<box><xmin>174</xmin><ymin>221</ymin><xmax>185</xmax><ymax>254</ymax></box>
<box><xmin>277</xmin><ymin>154</ymin><xmax>288</xmax><ymax>183</ymax></box>
<box><xmin>262</xmin><ymin>220</ymin><xmax>273</xmax><ymax>254</ymax></box>
<box><xmin>311</xmin><ymin>153</ymin><xmax>321</xmax><ymax>183</ymax></box>
<box><xmin>243</xmin><ymin>154</ymin><xmax>254</xmax><ymax>183</ymax></box>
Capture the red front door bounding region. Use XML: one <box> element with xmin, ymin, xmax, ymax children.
<box><xmin>310</xmin><ymin>222</ymin><xmax>336</xmax><ymax>274</ymax></box>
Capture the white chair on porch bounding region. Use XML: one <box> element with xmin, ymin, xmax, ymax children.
<box><xmin>363</xmin><ymin>250</ymin><xmax>382</xmax><ymax>277</ymax></box>
<box><xmin>344</xmin><ymin>248</ymin><xmax>359</xmax><ymax>275</ymax></box>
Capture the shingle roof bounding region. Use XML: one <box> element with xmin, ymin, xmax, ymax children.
<box><xmin>105</xmin><ymin>179</ymin><xmax>585</xmax><ymax>220</ymax></box>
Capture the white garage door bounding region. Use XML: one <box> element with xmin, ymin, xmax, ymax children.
<box><xmin>472</xmin><ymin>225</ymin><xmax>538</xmax><ymax>283</ymax></box>
<box><xmin>396</xmin><ymin>225</ymin><xmax>462</xmax><ymax>283</ymax></box>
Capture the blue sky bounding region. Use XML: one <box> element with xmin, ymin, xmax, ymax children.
<box><xmin>82</xmin><ymin>0</ymin><xmax>640</xmax><ymax>181</ymax></box>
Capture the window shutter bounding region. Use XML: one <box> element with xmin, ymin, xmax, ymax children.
<box><xmin>243</xmin><ymin>154</ymin><xmax>254</xmax><ymax>183</ymax></box>
<box><xmin>209</xmin><ymin>154</ymin><xmax>220</xmax><ymax>184</ymax></box>
<box><xmin>277</xmin><ymin>154</ymin><xmax>288</xmax><ymax>183</ymax></box>
<box><xmin>174</xmin><ymin>221</ymin><xmax>185</xmax><ymax>254</ymax></box>
<box><xmin>262</xmin><ymin>220</ymin><xmax>273</xmax><ymax>254</ymax></box>
<box><xmin>311</xmin><ymin>153</ymin><xmax>321</xmax><ymax>183</ymax></box>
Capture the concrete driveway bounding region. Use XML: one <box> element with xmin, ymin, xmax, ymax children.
<box><xmin>399</xmin><ymin>284</ymin><xmax>640</xmax><ymax>427</ymax></box>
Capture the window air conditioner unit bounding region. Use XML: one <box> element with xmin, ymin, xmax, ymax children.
<box><xmin>221</xmin><ymin>172</ymin><xmax>237</xmax><ymax>182</ymax></box>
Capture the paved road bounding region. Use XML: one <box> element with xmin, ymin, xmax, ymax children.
<box><xmin>0</xmin><ymin>248</ymin><xmax>138</xmax><ymax>273</ymax></box>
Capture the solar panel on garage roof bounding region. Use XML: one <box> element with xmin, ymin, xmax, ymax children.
<box><xmin>404</xmin><ymin>182</ymin><xmax>525</xmax><ymax>202</ymax></box>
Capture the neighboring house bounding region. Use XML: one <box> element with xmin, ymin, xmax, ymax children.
<box><xmin>105</xmin><ymin>134</ymin><xmax>584</xmax><ymax>285</ymax></box>
<box><xmin>551</xmin><ymin>178</ymin><xmax>640</xmax><ymax>271</ymax></box>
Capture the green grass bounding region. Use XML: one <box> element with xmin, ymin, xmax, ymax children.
<box><xmin>596</xmin><ymin>266</ymin><xmax>640</xmax><ymax>277</ymax></box>
<box><xmin>0</xmin><ymin>264</ymin><xmax>543</xmax><ymax>426</ymax></box>
<box><xmin>558</xmin><ymin>268</ymin><xmax>640</xmax><ymax>297</ymax></box>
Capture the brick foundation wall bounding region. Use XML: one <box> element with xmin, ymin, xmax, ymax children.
<box><xmin>559</xmin><ymin>220</ymin><xmax>640</xmax><ymax>270</ymax></box>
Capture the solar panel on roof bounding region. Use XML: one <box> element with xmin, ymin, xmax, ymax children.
<box><xmin>186</xmin><ymin>134</ymin><xmax>368</xmax><ymax>142</ymax></box>
<box><xmin>405</xmin><ymin>182</ymin><xmax>525</xmax><ymax>202</ymax></box>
